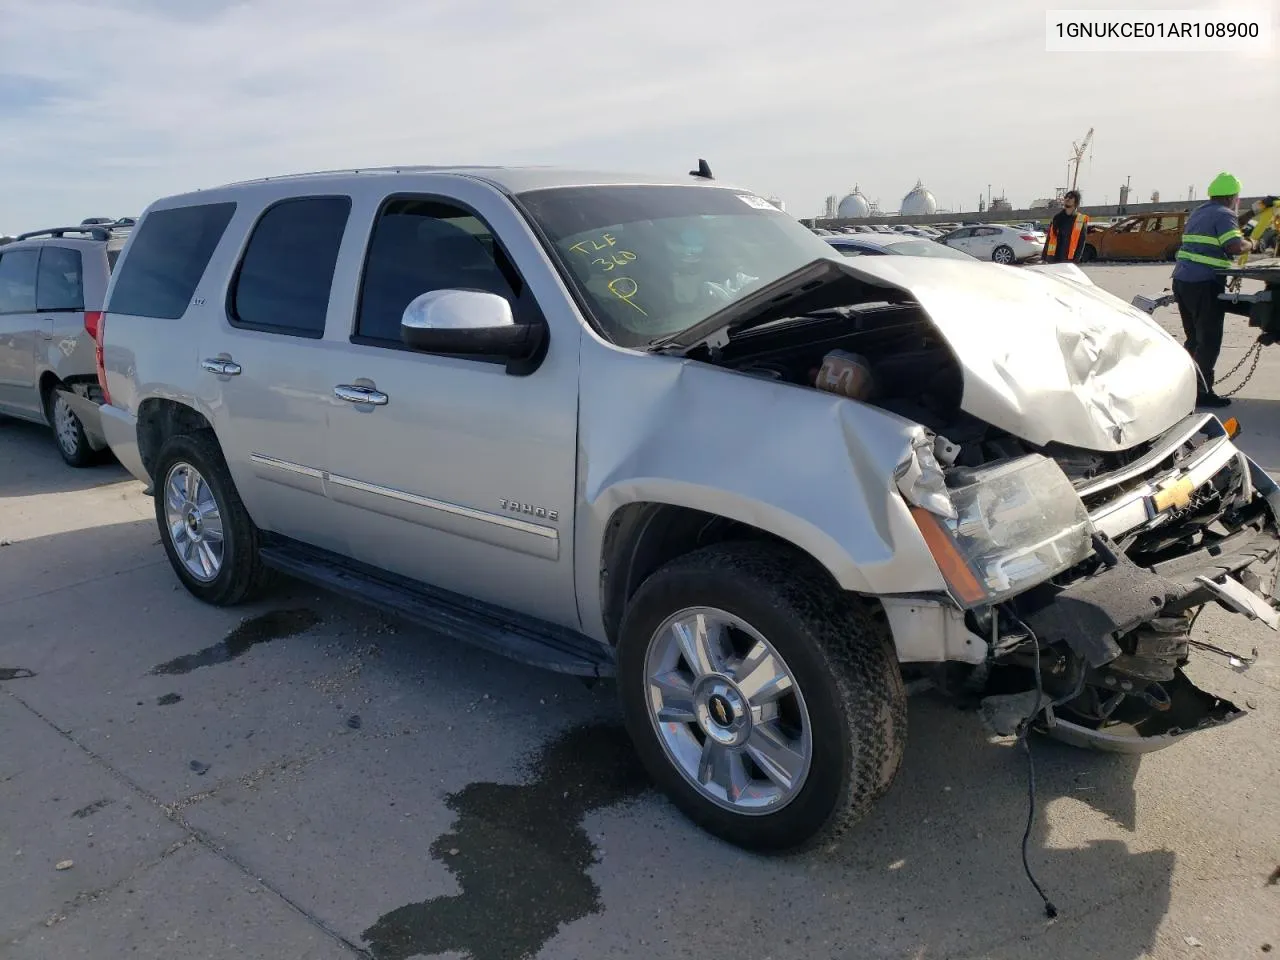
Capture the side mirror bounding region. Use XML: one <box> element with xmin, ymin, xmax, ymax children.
<box><xmin>399</xmin><ymin>289</ymin><xmax>543</xmax><ymax>361</ymax></box>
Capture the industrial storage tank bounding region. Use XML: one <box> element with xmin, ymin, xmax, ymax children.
<box><xmin>900</xmin><ymin>179</ymin><xmax>937</xmax><ymax>216</ymax></box>
<box><xmin>837</xmin><ymin>187</ymin><xmax>871</xmax><ymax>219</ymax></box>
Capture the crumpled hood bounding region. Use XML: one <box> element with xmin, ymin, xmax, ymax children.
<box><xmin>835</xmin><ymin>256</ymin><xmax>1198</xmax><ymax>451</ymax></box>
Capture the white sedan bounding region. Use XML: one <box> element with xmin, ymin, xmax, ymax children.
<box><xmin>938</xmin><ymin>224</ymin><xmax>1043</xmax><ymax>264</ymax></box>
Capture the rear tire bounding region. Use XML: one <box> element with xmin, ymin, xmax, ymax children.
<box><xmin>991</xmin><ymin>244</ymin><xmax>1015</xmax><ymax>265</ymax></box>
<box><xmin>1081</xmin><ymin>244</ymin><xmax>1098</xmax><ymax>263</ymax></box>
<box><xmin>46</xmin><ymin>388</ymin><xmax>98</xmax><ymax>468</ymax></box>
<box><xmin>153</xmin><ymin>431</ymin><xmax>272</xmax><ymax>606</ymax></box>
<box><xmin>617</xmin><ymin>542</ymin><xmax>906</xmax><ymax>853</ymax></box>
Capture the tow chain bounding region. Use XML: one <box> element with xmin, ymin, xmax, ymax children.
<box><xmin>1215</xmin><ymin>339</ymin><xmax>1264</xmax><ymax>397</ymax></box>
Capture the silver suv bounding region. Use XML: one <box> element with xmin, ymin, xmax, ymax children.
<box><xmin>97</xmin><ymin>166</ymin><xmax>1280</xmax><ymax>851</ymax></box>
<box><xmin>0</xmin><ymin>225</ymin><xmax>128</xmax><ymax>465</ymax></box>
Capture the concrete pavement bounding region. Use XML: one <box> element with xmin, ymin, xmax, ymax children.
<box><xmin>1</xmin><ymin>263</ymin><xmax>1278</xmax><ymax>960</ymax></box>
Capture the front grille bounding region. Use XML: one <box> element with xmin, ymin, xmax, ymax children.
<box><xmin>1060</xmin><ymin>414</ymin><xmax>1242</xmax><ymax>541</ymax></box>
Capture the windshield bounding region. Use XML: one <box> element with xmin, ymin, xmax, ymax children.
<box><xmin>517</xmin><ymin>185</ymin><xmax>837</xmax><ymax>347</ymax></box>
<box><xmin>884</xmin><ymin>239</ymin><xmax>976</xmax><ymax>260</ymax></box>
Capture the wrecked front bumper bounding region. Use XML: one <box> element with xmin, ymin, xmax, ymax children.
<box><xmin>1009</xmin><ymin>414</ymin><xmax>1280</xmax><ymax>752</ymax></box>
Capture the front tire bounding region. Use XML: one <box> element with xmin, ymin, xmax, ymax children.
<box><xmin>617</xmin><ymin>542</ymin><xmax>906</xmax><ymax>853</ymax></box>
<box><xmin>1081</xmin><ymin>243</ymin><xmax>1098</xmax><ymax>263</ymax></box>
<box><xmin>153</xmin><ymin>432</ymin><xmax>271</xmax><ymax>606</ymax></box>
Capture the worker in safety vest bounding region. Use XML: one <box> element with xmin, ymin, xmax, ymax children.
<box><xmin>1172</xmin><ymin>172</ymin><xmax>1254</xmax><ymax>408</ymax></box>
<box><xmin>1042</xmin><ymin>190</ymin><xmax>1088</xmax><ymax>262</ymax></box>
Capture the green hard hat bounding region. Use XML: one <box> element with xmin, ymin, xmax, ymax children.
<box><xmin>1208</xmin><ymin>171</ymin><xmax>1242</xmax><ymax>197</ymax></box>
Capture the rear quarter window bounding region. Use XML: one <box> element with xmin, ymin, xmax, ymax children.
<box><xmin>107</xmin><ymin>202</ymin><xmax>236</xmax><ymax>319</ymax></box>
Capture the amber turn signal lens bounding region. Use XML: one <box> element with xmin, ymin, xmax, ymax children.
<box><xmin>1224</xmin><ymin>417</ymin><xmax>1240</xmax><ymax>439</ymax></box>
<box><xmin>908</xmin><ymin>506</ymin><xmax>987</xmax><ymax>607</ymax></box>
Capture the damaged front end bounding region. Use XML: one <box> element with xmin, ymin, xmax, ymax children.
<box><xmin>902</xmin><ymin>413</ymin><xmax>1280</xmax><ymax>752</ymax></box>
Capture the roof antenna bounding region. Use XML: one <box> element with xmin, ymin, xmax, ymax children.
<box><xmin>690</xmin><ymin>158</ymin><xmax>714</xmax><ymax>180</ymax></box>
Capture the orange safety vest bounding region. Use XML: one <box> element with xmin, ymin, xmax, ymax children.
<box><xmin>1045</xmin><ymin>212</ymin><xmax>1089</xmax><ymax>258</ymax></box>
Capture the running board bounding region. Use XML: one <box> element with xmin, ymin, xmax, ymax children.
<box><xmin>258</xmin><ymin>538</ymin><xmax>615</xmax><ymax>678</ymax></box>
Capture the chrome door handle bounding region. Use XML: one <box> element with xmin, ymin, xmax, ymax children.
<box><xmin>201</xmin><ymin>358</ymin><xmax>241</xmax><ymax>376</ymax></box>
<box><xmin>334</xmin><ymin>384</ymin><xmax>389</xmax><ymax>406</ymax></box>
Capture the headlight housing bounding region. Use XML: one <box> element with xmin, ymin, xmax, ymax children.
<box><xmin>898</xmin><ymin>445</ymin><xmax>1095</xmax><ymax>608</ymax></box>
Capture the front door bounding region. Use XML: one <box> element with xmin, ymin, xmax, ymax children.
<box><xmin>1102</xmin><ymin>217</ymin><xmax>1147</xmax><ymax>259</ymax></box>
<box><xmin>0</xmin><ymin>248</ymin><xmax>41</xmax><ymax>416</ymax></box>
<box><xmin>968</xmin><ymin>226</ymin><xmax>1000</xmax><ymax>258</ymax></box>
<box><xmin>318</xmin><ymin>179</ymin><xmax>583</xmax><ymax>630</ymax></box>
<box><xmin>946</xmin><ymin>228</ymin><xmax>974</xmax><ymax>254</ymax></box>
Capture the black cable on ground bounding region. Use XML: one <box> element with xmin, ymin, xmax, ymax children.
<box><xmin>1014</xmin><ymin>623</ymin><xmax>1058</xmax><ymax>920</ymax></box>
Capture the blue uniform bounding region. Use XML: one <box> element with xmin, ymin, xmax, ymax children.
<box><xmin>1171</xmin><ymin>200</ymin><xmax>1244</xmax><ymax>403</ymax></box>
<box><xmin>1172</xmin><ymin>202</ymin><xmax>1243</xmax><ymax>282</ymax></box>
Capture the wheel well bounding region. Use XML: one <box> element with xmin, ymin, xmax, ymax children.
<box><xmin>37</xmin><ymin>372</ymin><xmax>61</xmax><ymax>416</ymax></box>
<box><xmin>598</xmin><ymin>503</ymin><xmax>832</xmax><ymax>645</ymax></box>
<box><xmin>137</xmin><ymin>399</ymin><xmax>215</xmax><ymax>481</ymax></box>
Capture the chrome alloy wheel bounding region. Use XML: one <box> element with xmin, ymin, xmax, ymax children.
<box><xmin>644</xmin><ymin>607</ymin><xmax>812</xmax><ymax>814</ymax></box>
<box><xmin>163</xmin><ymin>462</ymin><xmax>224</xmax><ymax>582</ymax></box>
<box><xmin>53</xmin><ymin>394</ymin><xmax>80</xmax><ymax>456</ymax></box>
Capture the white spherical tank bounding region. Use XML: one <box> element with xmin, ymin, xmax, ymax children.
<box><xmin>900</xmin><ymin>179</ymin><xmax>937</xmax><ymax>216</ymax></box>
<box><xmin>836</xmin><ymin>186</ymin><xmax>870</xmax><ymax>219</ymax></box>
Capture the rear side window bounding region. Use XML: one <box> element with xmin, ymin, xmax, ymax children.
<box><xmin>229</xmin><ymin>197</ymin><xmax>351</xmax><ymax>338</ymax></box>
<box><xmin>36</xmin><ymin>246</ymin><xmax>84</xmax><ymax>311</ymax></box>
<box><xmin>108</xmin><ymin>202</ymin><xmax>236</xmax><ymax>319</ymax></box>
<box><xmin>0</xmin><ymin>249</ymin><xmax>39</xmax><ymax>314</ymax></box>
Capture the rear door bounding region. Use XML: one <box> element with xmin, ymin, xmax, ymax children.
<box><xmin>194</xmin><ymin>194</ymin><xmax>355</xmax><ymax>554</ymax></box>
<box><xmin>0</xmin><ymin>247</ymin><xmax>41</xmax><ymax>416</ymax></box>
<box><xmin>35</xmin><ymin>244</ymin><xmax>95</xmax><ymax>387</ymax></box>
<box><xmin>1151</xmin><ymin>215</ymin><xmax>1184</xmax><ymax>259</ymax></box>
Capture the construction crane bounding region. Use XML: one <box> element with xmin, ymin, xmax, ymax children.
<box><xmin>1068</xmin><ymin>127</ymin><xmax>1094</xmax><ymax>192</ymax></box>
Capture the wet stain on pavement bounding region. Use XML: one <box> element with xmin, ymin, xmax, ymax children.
<box><xmin>157</xmin><ymin>693</ymin><xmax>183</xmax><ymax>706</ymax></box>
<box><xmin>361</xmin><ymin>723</ymin><xmax>650</xmax><ymax>960</ymax></box>
<box><xmin>71</xmin><ymin>798</ymin><xmax>114</xmax><ymax>819</ymax></box>
<box><xmin>148</xmin><ymin>608</ymin><xmax>321</xmax><ymax>676</ymax></box>
<box><xmin>0</xmin><ymin>668</ymin><xmax>36</xmax><ymax>680</ymax></box>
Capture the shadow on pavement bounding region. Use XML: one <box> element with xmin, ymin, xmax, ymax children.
<box><xmin>0</xmin><ymin>416</ymin><xmax>128</xmax><ymax>498</ymax></box>
<box><xmin>0</xmin><ymin>516</ymin><xmax>1177</xmax><ymax>960</ymax></box>
<box><xmin>801</xmin><ymin>694</ymin><xmax>1169</xmax><ymax>959</ymax></box>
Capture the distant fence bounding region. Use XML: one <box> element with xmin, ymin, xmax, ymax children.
<box><xmin>802</xmin><ymin>196</ymin><xmax>1269</xmax><ymax>229</ymax></box>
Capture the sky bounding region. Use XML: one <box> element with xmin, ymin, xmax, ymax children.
<box><xmin>0</xmin><ymin>0</ymin><xmax>1276</xmax><ymax>233</ymax></box>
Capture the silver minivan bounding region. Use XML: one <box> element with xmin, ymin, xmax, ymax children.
<box><xmin>0</xmin><ymin>225</ymin><xmax>127</xmax><ymax>465</ymax></box>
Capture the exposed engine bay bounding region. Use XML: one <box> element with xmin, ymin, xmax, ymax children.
<box><xmin>700</xmin><ymin>295</ymin><xmax>1280</xmax><ymax>752</ymax></box>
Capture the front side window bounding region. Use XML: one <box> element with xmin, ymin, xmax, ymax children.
<box><xmin>356</xmin><ymin>198</ymin><xmax>521</xmax><ymax>344</ymax></box>
<box><xmin>517</xmin><ymin>185</ymin><xmax>836</xmax><ymax>348</ymax></box>
<box><xmin>36</xmin><ymin>246</ymin><xmax>84</xmax><ymax>311</ymax></box>
<box><xmin>108</xmin><ymin>202</ymin><xmax>236</xmax><ymax>320</ymax></box>
<box><xmin>0</xmin><ymin>249</ymin><xmax>39</xmax><ymax>314</ymax></box>
<box><xmin>230</xmin><ymin>197</ymin><xmax>351</xmax><ymax>338</ymax></box>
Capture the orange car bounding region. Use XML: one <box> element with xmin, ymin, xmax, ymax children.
<box><xmin>1081</xmin><ymin>211</ymin><xmax>1188</xmax><ymax>262</ymax></box>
